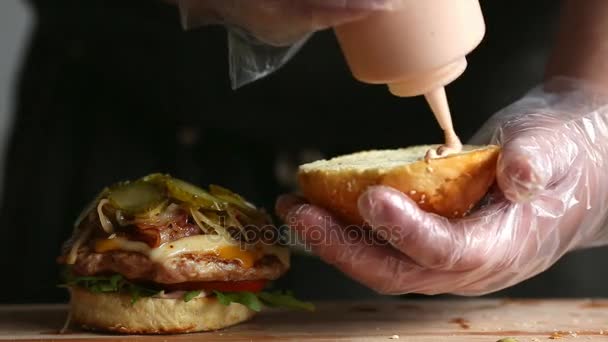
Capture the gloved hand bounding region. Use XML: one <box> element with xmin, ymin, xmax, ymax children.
<box><xmin>276</xmin><ymin>77</ymin><xmax>608</xmax><ymax>295</ymax></box>
<box><xmin>174</xmin><ymin>0</ymin><xmax>404</xmax><ymax>88</ymax></box>
<box><xmin>177</xmin><ymin>0</ymin><xmax>404</xmax><ymax>46</ymax></box>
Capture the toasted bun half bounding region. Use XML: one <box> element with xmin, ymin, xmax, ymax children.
<box><xmin>298</xmin><ymin>145</ymin><xmax>500</xmax><ymax>225</ymax></box>
<box><xmin>69</xmin><ymin>287</ymin><xmax>256</xmax><ymax>334</ymax></box>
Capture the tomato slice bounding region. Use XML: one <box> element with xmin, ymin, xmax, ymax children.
<box><xmin>164</xmin><ymin>280</ymin><xmax>268</xmax><ymax>293</ymax></box>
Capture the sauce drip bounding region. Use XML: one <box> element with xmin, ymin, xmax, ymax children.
<box><xmin>424</xmin><ymin>87</ymin><xmax>463</xmax><ymax>161</ymax></box>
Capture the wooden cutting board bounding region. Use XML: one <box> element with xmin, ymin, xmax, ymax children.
<box><xmin>2</xmin><ymin>299</ymin><xmax>608</xmax><ymax>341</ymax></box>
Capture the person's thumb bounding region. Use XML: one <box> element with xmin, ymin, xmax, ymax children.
<box><xmin>497</xmin><ymin>126</ymin><xmax>578</xmax><ymax>203</ymax></box>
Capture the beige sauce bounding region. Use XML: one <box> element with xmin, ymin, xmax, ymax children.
<box><xmin>424</xmin><ymin>87</ymin><xmax>463</xmax><ymax>160</ymax></box>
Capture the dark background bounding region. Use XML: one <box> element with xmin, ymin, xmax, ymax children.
<box><xmin>1</xmin><ymin>0</ymin><xmax>607</xmax><ymax>304</ymax></box>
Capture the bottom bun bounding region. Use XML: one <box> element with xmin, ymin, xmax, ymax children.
<box><xmin>69</xmin><ymin>287</ymin><xmax>256</xmax><ymax>334</ymax></box>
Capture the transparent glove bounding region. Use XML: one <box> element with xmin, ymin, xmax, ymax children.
<box><xmin>276</xmin><ymin>77</ymin><xmax>608</xmax><ymax>295</ymax></box>
<box><xmin>175</xmin><ymin>0</ymin><xmax>403</xmax><ymax>88</ymax></box>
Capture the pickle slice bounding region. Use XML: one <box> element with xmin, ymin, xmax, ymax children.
<box><xmin>209</xmin><ymin>184</ymin><xmax>257</xmax><ymax>212</ymax></box>
<box><xmin>209</xmin><ymin>185</ymin><xmax>269</xmax><ymax>223</ymax></box>
<box><xmin>141</xmin><ymin>173</ymin><xmax>170</xmax><ymax>185</ymax></box>
<box><xmin>107</xmin><ymin>181</ymin><xmax>165</xmax><ymax>214</ymax></box>
<box><xmin>166</xmin><ymin>178</ymin><xmax>222</xmax><ymax>210</ymax></box>
<box><xmin>133</xmin><ymin>200</ymin><xmax>169</xmax><ymax>220</ymax></box>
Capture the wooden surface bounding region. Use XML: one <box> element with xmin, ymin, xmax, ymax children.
<box><xmin>2</xmin><ymin>299</ymin><xmax>608</xmax><ymax>341</ymax></box>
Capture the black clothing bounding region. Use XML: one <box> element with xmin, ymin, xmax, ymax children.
<box><xmin>5</xmin><ymin>0</ymin><xmax>605</xmax><ymax>304</ymax></box>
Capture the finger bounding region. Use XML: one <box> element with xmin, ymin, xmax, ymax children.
<box><xmin>283</xmin><ymin>203</ymin><xmax>496</xmax><ymax>295</ymax></box>
<box><xmin>306</xmin><ymin>0</ymin><xmax>404</xmax><ymax>11</ymax></box>
<box><xmin>358</xmin><ymin>186</ymin><xmax>509</xmax><ymax>271</ymax></box>
<box><xmin>497</xmin><ymin>121</ymin><xmax>578</xmax><ymax>202</ymax></box>
<box><xmin>283</xmin><ymin>199</ymin><xmax>514</xmax><ymax>295</ymax></box>
<box><xmin>275</xmin><ymin>194</ymin><xmax>307</xmax><ymax>221</ymax></box>
<box><xmin>282</xmin><ymin>202</ymin><xmax>422</xmax><ymax>293</ymax></box>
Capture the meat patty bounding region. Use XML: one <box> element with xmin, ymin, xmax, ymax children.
<box><xmin>72</xmin><ymin>251</ymin><xmax>288</xmax><ymax>284</ymax></box>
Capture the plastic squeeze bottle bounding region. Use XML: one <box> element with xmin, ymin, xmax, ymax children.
<box><xmin>334</xmin><ymin>0</ymin><xmax>486</xmax><ymax>159</ymax></box>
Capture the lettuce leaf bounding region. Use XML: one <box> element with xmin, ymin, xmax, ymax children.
<box><xmin>183</xmin><ymin>290</ymin><xmax>202</xmax><ymax>303</ymax></box>
<box><xmin>61</xmin><ymin>269</ymin><xmax>314</xmax><ymax>311</ymax></box>
<box><xmin>214</xmin><ymin>291</ymin><xmax>264</xmax><ymax>312</ymax></box>
<box><xmin>62</xmin><ymin>272</ymin><xmax>159</xmax><ymax>304</ymax></box>
<box><xmin>214</xmin><ymin>290</ymin><xmax>314</xmax><ymax>312</ymax></box>
<box><xmin>257</xmin><ymin>291</ymin><xmax>315</xmax><ymax>312</ymax></box>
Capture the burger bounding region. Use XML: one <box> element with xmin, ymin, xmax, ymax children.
<box><xmin>58</xmin><ymin>173</ymin><xmax>312</xmax><ymax>334</ymax></box>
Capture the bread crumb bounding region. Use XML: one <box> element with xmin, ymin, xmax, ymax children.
<box><xmin>549</xmin><ymin>331</ymin><xmax>568</xmax><ymax>339</ymax></box>
<box><xmin>389</xmin><ymin>335</ymin><xmax>399</xmax><ymax>340</ymax></box>
<box><xmin>426</xmin><ymin>166</ymin><xmax>434</xmax><ymax>173</ymax></box>
<box><xmin>453</xmin><ymin>211</ymin><xmax>459</xmax><ymax>216</ymax></box>
<box><xmin>409</xmin><ymin>190</ymin><xmax>417</xmax><ymax>195</ymax></box>
<box><xmin>421</xmin><ymin>194</ymin><xmax>426</xmax><ymax>201</ymax></box>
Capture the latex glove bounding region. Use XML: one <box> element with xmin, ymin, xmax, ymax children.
<box><xmin>177</xmin><ymin>0</ymin><xmax>403</xmax><ymax>46</ymax></box>
<box><xmin>175</xmin><ymin>0</ymin><xmax>403</xmax><ymax>88</ymax></box>
<box><xmin>276</xmin><ymin>78</ymin><xmax>608</xmax><ymax>295</ymax></box>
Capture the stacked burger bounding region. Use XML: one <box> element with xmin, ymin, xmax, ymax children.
<box><xmin>58</xmin><ymin>174</ymin><xmax>311</xmax><ymax>334</ymax></box>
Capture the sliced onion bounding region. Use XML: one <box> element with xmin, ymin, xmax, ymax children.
<box><xmin>59</xmin><ymin>307</ymin><xmax>73</xmax><ymax>334</ymax></box>
<box><xmin>65</xmin><ymin>225</ymin><xmax>93</xmax><ymax>265</ymax></box>
<box><xmin>190</xmin><ymin>207</ymin><xmax>213</xmax><ymax>234</ymax></box>
<box><xmin>226</xmin><ymin>207</ymin><xmax>245</xmax><ymax>233</ymax></box>
<box><xmin>191</xmin><ymin>209</ymin><xmax>234</xmax><ymax>241</ymax></box>
<box><xmin>97</xmin><ymin>199</ymin><xmax>114</xmax><ymax>234</ymax></box>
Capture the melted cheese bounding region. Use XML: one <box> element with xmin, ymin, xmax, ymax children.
<box><xmin>93</xmin><ymin>234</ymin><xmax>290</xmax><ymax>269</ymax></box>
<box><xmin>95</xmin><ymin>237</ymin><xmax>149</xmax><ymax>254</ymax></box>
<box><xmin>216</xmin><ymin>245</ymin><xmax>260</xmax><ymax>269</ymax></box>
